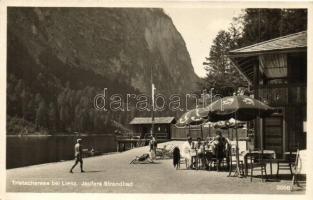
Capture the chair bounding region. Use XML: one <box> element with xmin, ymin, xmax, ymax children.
<box><xmin>228</xmin><ymin>145</ymin><xmax>244</xmax><ymax>176</ymax></box>
<box><xmin>228</xmin><ymin>140</ymin><xmax>247</xmax><ymax>176</ymax></box>
<box><xmin>156</xmin><ymin>144</ymin><xmax>175</xmax><ymax>159</ymax></box>
<box><xmin>291</xmin><ymin>149</ymin><xmax>301</xmax><ymax>187</ymax></box>
<box><xmin>189</xmin><ymin>149</ymin><xmax>198</xmax><ymax>169</ymax></box>
<box><xmin>178</xmin><ymin>156</ymin><xmax>187</xmax><ymax>168</ymax></box>
<box><xmin>204</xmin><ymin>146</ymin><xmax>226</xmax><ymax>171</ymax></box>
<box><xmin>183</xmin><ymin>155</ymin><xmax>195</xmax><ymax>170</ymax></box>
<box><xmin>249</xmin><ymin>150</ymin><xmax>268</xmax><ymax>182</ymax></box>
<box><xmin>204</xmin><ymin>150</ymin><xmax>216</xmax><ymax>170</ymax></box>
<box><xmin>276</xmin><ymin>152</ymin><xmax>295</xmax><ymax>178</ymax></box>
<box><xmin>129</xmin><ymin>153</ymin><xmax>152</xmax><ymax>164</ymax></box>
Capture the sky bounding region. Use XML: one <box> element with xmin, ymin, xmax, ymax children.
<box><xmin>164</xmin><ymin>8</ymin><xmax>243</xmax><ymax>78</ymax></box>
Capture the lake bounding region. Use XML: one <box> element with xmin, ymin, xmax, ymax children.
<box><xmin>6</xmin><ymin>134</ymin><xmax>116</xmax><ymax>169</ymax></box>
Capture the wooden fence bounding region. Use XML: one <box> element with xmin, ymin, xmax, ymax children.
<box><xmin>171</xmin><ymin>125</ymin><xmax>248</xmax><ymax>141</ymax></box>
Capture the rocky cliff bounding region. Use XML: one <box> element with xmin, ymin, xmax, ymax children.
<box><xmin>7</xmin><ymin>7</ymin><xmax>199</xmax><ymax>134</ymax></box>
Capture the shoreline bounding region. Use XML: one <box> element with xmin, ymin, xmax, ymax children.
<box><xmin>7</xmin><ymin>151</ymin><xmax>121</xmax><ymax>170</ymax></box>
<box><xmin>6</xmin><ymin>133</ymin><xmax>116</xmax><ymax>137</ymax></box>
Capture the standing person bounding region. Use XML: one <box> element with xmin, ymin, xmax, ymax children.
<box><xmin>181</xmin><ymin>136</ymin><xmax>193</xmax><ymax>169</ymax></box>
<box><xmin>149</xmin><ymin>134</ymin><xmax>157</xmax><ymax>161</ymax></box>
<box><xmin>70</xmin><ymin>138</ymin><xmax>85</xmax><ymax>173</ymax></box>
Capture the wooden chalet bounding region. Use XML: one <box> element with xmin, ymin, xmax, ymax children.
<box><xmin>129</xmin><ymin>117</ymin><xmax>176</xmax><ymax>141</ymax></box>
<box><xmin>228</xmin><ymin>31</ymin><xmax>307</xmax><ymax>157</ymax></box>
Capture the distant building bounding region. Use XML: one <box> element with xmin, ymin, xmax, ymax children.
<box><xmin>229</xmin><ymin>31</ymin><xmax>307</xmax><ymax>156</ymax></box>
<box><xmin>129</xmin><ymin>117</ymin><xmax>176</xmax><ymax>140</ymax></box>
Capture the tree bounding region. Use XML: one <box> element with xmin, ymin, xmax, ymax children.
<box><xmin>240</xmin><ymin>9</ymin><xmax>307</xmax><ymax>46</ymax></box>
<box><xmin>202</xmin><ymin>30</ymin><xmax>248</xmax><ymax>96</ymax></box>
<box><xmin>48</xmin><ymin>102</ymin><xmax>58</xmax><ymax>132</ymax></box>
<box><xmin>14</xmin><ymin>79</ymin><xmax>24</xmax><ymax>116</ymax></box>
<box><xmin>26</xmin><ymin>98</ymin><xmax>36</xmax><ymax>121</ymax></box>
<box><xmin>200</xmin><ymin>9</ymin><xmax>307</xmax><ymax>97</ymax></box>
<box><xmin>35</xmin><ymin>100</ymin><xmax>48</xmax><ymax>129</ymax></box>
<box><xmin>59</xmin><ymin>104</ymin><xmax>70</xmax><ymax>131</ymax></box>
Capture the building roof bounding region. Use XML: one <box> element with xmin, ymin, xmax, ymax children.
<box><xmin>229</xmin><ymin>31</ymin><xmax>307</xmax><ymax>56</ymax></box>
<box><xmin>228</xmin><ymin>31</ymin><xmax>307</xmax><ymax>83</ymax></box>
<box><xmin>129</xmin><ymin>117</ymin><xmax>176</xmax><ymax>125</ymax></box>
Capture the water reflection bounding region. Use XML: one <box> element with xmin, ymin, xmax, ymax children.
<box><xmin>6</xmin><ymin>135</ymin><xmax>116</xmax><ymax>169</ymax></box>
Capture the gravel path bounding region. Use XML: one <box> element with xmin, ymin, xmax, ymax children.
<box><xmin>6</xmin><ymin>141</ymin><xmax>305</xmax><ymax>194</ymax></box>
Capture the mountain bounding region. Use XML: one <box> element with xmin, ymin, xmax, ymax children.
<box><xmin>7</xmin><ymin>7</ymin><xmax>200</xmax><ymax>134</ymax></box>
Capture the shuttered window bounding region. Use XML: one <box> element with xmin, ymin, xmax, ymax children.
<box><xmin>259</xmin><ymin>54</ymin><xmax>287</xmax><ymax>78</ymax></box>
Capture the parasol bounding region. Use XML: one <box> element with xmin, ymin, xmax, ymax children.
<box><xmin>176</xmin><ymin>107</ymin><xmax>208</xmax><ymax>127</ymax></box>
<box><xmin>205</xmin><ymin>95</ymin><xmax>274</xmax><ymax>176</ymax></box>
<box><xmin>205</xmin><ymin>95</ymin><xmax>274</xmax><ymax>122</ymax></box>
<box><xmin>176</xmin><ymin>108</ymin><xmax>209</xmax><ymax>139</ymax></box>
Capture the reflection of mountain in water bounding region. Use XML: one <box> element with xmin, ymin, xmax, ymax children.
<box><xmin>6</xmin><ymin>135</ymin><xmax>116</xmax><ymax>168</ymax></box>
<box><xmin>7</xmin><ymin>8</ymin><xmax>199</xmax><ymax>134</ymax></box>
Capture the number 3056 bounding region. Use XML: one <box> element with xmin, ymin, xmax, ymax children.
<box><xmin>276</xmin><ymin>185</ymin><xmax>291</xmax><ymax>191</ymax></box>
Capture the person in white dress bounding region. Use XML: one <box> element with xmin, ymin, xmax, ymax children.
<box><xmin>181</xmin><ymin>136</ymin><xmax>194</xmax><ymax>169</ymax></box>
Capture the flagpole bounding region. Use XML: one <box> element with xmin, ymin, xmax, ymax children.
<box><xmin>151</xmin><ymin>65</ymin><xmax>155</xmax><ymax>138</ymax></box>
<box><xmin>152</xmin><ymin>83</ymin><xmax>155</xmax><ymax>137</ymax></box>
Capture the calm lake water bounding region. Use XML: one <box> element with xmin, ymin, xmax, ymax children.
<box><xmin>6</xmin><ymin>134</ymin><xmax>116</xmax><ymax>169</ymax></box>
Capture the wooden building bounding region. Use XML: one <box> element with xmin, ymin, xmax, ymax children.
<box><xmin>129</xmin><ymin>117</ymin><xmax>176</xmax><ymax>141</ymax></box>
<box><xmin>228</xmin><ymin>31</ymin><xmax>307</xmax><ymax>157</ymax></box>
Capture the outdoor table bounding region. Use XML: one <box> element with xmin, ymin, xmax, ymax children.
<box><xmin>284</xmin><ymin>151</ymin><xmax>297</xmax><ymax>155</ymax></box>
<box><xmin>283</xmin><ymin>151</ymin><xmax>297</xmax><ymax>161</ymax></box>
<box><xmin>243</xmin><ymin>150</ymin><xmax>276</xmax><ymax>176</ymax></box>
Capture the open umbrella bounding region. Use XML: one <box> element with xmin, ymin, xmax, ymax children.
<box><xmin>204</xmin><ymin>95</ymin><xmax>274</xmax><ymax>177</ymax></box>
<box><xmin>176</xmin><ymin>108</ymin><xmax>209</xmax><ymax>139</ymax></box>
<box><xmin>211</xmin><ymin>118</ymin><xmax>246</xmax><ymax>140</ymax></box>
<box><xmin>205</xmin><ymin>95</ymin><xmax>273</xmax><ymax>122</ymax></box>
<box><xmin>176</xmin><ymin>108</ymin><xmax>208</xmax><ymax>127</ymax></box>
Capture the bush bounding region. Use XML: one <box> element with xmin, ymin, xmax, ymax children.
<box><xmin>7</xmin><ymin>116</ymin><xmax>36</xmax><ymax>135</ymax></box>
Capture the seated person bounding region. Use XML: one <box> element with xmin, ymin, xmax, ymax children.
<box><xmin>195</xmin><ymin>137</ymin><xmax>202</xmax><ymax>150</ymax></box>
<box><xmin>196</xmin><ymin>139</ymin><xmax>206</xmax><ymax>169</ymax></box>
<box><xmin>213</xmin><ymin>130</ymin><xmax>231</xmax><ymax>171</ymax></box>
<box><xmin>190</xmin><ymin>140</ymin><xmax>197</xmax><ymax>168</ymax></box>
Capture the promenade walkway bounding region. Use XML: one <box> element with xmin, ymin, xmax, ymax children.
<box><xmin>6</xmin><ymin>141</ymin><xmax>305</xmax><ymax>194</ymax></box>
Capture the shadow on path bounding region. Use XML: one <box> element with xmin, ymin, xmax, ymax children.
<box><xmin>84</xmin><ymin>170</ymin><xmax>105</xmax><ymax>173</ymax></box>
<box><xmin>70</xmin><ymin>170</ymin><xmax>105</xmax><ymax>173</ymax></box>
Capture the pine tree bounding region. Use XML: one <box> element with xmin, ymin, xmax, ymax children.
<box><xmin>240</xmin><ymin>9</ymin><xmax>307</xmax><ymax>46</ymax></box>
<box><xmin>202</xmin><ymin>30</ymin><xmax>247</xmax><ymax>96</ymax></box>
<box><xmin>200</xmin><ymin>9</ymin><xmax>307</xmax><ymax>97</ymax></box>
<box><xmin>36</xmin><ymin>100</ymin><xmax>48</xmax><ymax>129</ymax></box>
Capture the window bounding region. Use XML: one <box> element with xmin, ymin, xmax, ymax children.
<box><xmin>259</xmin><ymin>54</ymin><xmax>287</xmax><ymax>79</ymax></box>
